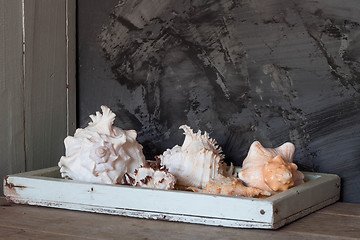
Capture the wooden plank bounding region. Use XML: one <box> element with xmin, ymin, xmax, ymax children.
<box><xmin>281</xmin><ymin>210</ymin><xmax>360</xmax><ymax>239</ymax></box>
<box><xmin>0</xmin><ymin>0</ymin><xmax>26</xmax><ymax>195</ymax></box>
<box><xmin>0</xmin><ymin>197</ymin><xmax>10</xmax><ymax>206</ymax></box>
<box><xmin>0</xmin><ymin>225</ymin><xmax>90</xmax><ymax>240</ymax></box>
<box><xmin>66</xmin><ymin>0</ymin><xmax>76</xmax><ymax>136</ymax></box>
<box><xmin>0</xmin><ymin>201</ymin><xmax>357</xmax><ymax>240</ymax></box>
<box><xmin>0</xmin><ymin>0</ymin><xmax>75</xmax><ymax>195</ymax></box>
<box><xmin>317</xmin><ymin>202</ymin><xmax>360</xmax><ymax>217</ymax></box>
<box><xmin>24</xmin><ymin>0</ymin><xmax>68</xmax><ymax>171</ymax></box>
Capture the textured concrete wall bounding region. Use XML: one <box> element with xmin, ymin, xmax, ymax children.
<box><xmin>78</xmin><ymin>0</ymin><xmax>360</xmax><ymax>202</ymax></box>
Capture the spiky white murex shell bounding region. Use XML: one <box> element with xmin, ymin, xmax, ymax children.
<box><xmin>159</xmin><ymin>125</ymin><xmax>233</xmax><ymax>188</ymax></box>
<box><xmin>58</xmin><ymin>105</ymin><xmax>146</xmax><ymax>184</ymax></box>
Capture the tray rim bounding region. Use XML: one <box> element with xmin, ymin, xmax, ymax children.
<box><xmin>3</xmin><ymin>166</ymin><xmax>341</xmax><ymax>229</ymax></box>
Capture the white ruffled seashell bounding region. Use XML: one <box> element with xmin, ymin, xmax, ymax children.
<box><xmin>159</xmin><ymin>125</ymin><xmax>233</xmax><ymax>188</ymax></box>
<box><xmin>238</xmin><ymin>141</ymin><xmax>304</xmax><ymax>194</ymax></box>
<box><xmin>58</xmin><ymin>106</ymin><xmax>146</xmax><ymax>184</ymax></box>
<box><xmin>121</xmin><ymin>165</ymin><xmax>176</xmax><ymax>190</ymax></box>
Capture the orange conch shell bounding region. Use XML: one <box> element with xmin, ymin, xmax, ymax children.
<box><xmin>238</xmin><ymin>141</ymin><xmax>304</xmax><ymax>194</ymax></box>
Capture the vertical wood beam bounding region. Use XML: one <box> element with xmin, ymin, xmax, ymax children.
<box><xmin>1</xmin><ymin>0</ymin><xmax>76</xmax><ymax>194</ymax></box>
<box><xmin>66</xmin><ymin>0</ymin><xmax>77</xmax><ymax>136</ymax></box>
<box><xmin>23</xmin><ymin>0</ymin><xmax>69</xmax><ymax>171</ymax></box>
<box><xmin>0</xmin><ymin>0</ymin><xmax>26</xmax><ymax>194</ymax></box>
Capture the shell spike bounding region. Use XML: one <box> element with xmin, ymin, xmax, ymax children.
<box><xmin>274</xmin><ymin>142</ymin><xmax>295</xmax><ymax>163</ymax></box>
<box><xmin>160</xmin><ymin>125</ymin><xmax>227</xmax><ymax>188</ymax></box>
<box><xmin>88</xmin><ymin>105</ymin><xmax>117</xmax><ymax>136</ymax></box>
<box><xmin>179</xmin><ymin>125</ymin><xmax>194</xmax><ymax>135</ymax></box>
<box><xmin>58</xmin><ymin>106</ymin><xmax>146</xmax><ymax>185</ymax></box>
<box><xmin>239</xmin><ymin>140</ymin><xmax>304</xmax><ymax>194</ymax></box>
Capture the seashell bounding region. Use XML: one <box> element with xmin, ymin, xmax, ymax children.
<box><xmin>159</xmin><ymin>125</ymin><xmax>233</xmax><ymax>188</ymax></box>
<box><xmin>188</xmin><ymin>176</ymin><xmax>271</xmax><ymax>198</ymax></box>
<box><xmin>58</xmin><ymin>106</ymin><xmax>146</xmax><ymax>184</ymax></box>
<box><xmin>121</xmin><ymin>164</ymin><xmax>176</xmax><ymax>190</ymax></box>
<box><xmin>238</xmin><ymin>141</ymin><xmax>304</xmax><ymax>194</ymax></box>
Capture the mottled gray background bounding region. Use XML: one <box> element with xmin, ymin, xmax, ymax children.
<box><xmin>78</xmin><ymin>0</ymin><xmax>360</xmax><ymax>202</ymax></box>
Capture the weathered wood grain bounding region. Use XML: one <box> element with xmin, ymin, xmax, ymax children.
<box><xmin>0</xmin><ymin>0</ymin><xmax>26</xmax><ymax>195</ymax></box>
<box><xmin>0</xmin><ymin>0</ymin><xmax>75</xmax><ymax>195</ymax></box>
<box><xmin>24</xmin><ymin>0</ymin><xmax>68</xmax><ymax>171</ymax></box>
<box><xmin>0</xmin><ymin>225</ymin><xmax>90</xmax><ymax>240</ymax></box>
<box><xmin>318</xmin><ymin>202</ymin><xmax>360</xmax><ymax>217</ymax></box>
<box><xmin>281</xmin><ymin>210</ymin><xmax>360</xmax><ymax>239</ymax></box>
<box><xmin>0</xmin><ymin>201</ymin><xmax>358</xmax><ymax>240</ymax></box>
<box><xmin>66</xmin><ymin>0</ymin><xmax>77</xmax><ymax>136</ymax></box>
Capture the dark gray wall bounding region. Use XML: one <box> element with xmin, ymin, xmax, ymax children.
<box><xmin>78</xmin><ymin>0</ymin><xmax>360</xmax><ymax>202</ymax></box>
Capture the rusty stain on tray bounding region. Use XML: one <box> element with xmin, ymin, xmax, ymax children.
<box><xmin>4</xmin><ymin>176</ymin><xmax>27</xmax><ymax>190</ymax></box>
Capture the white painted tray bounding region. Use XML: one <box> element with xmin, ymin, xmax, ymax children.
<box><xmin>3</xmin><ymin>167</ymin><xmax>340</xmax><ymax>229</ymax></box>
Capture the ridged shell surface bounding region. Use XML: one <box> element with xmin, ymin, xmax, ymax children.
<box><xmin>238</xmin><ymin>141</ymin><xmax>304</xmax><ymax>194</ymax></box>
<box><xmin>58</xmin><ymin>106</ymin><xmax>146</xmax><ymax>184</ymax></box>
<box><xmin>159</xmin><ymin>125</ymin><xmax>232</xmax><ymax>188</ymax></box>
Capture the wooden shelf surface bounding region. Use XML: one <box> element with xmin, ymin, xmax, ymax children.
<box><xmin>1</xmin><ymin>198</ymin><xmax>359</xmax><ymax>240</ymax></box>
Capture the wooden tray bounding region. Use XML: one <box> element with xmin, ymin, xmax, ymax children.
<box><xmin>3</xmin><ymin>167</ymin><xmax>340</xmax><ymax>229</ymax></box>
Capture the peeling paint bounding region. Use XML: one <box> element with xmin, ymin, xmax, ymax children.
<box><xmin>2</xmin><ymin>168</ymin><xmax>341</xmax><ymax>229</ymax></box>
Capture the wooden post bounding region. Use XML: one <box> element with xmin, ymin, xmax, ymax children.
<box><xmin>0</xmin><ymin>0</ymin><xmax>76</xmax><ymax>195</ymax></box>
<box><xmin>0</xmin><ymin>0</ymin><xmax>26</xmax><ymax>195</ymax></box>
